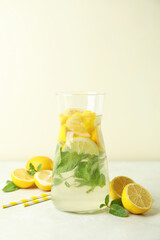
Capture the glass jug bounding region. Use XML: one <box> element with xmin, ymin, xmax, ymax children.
<box><xmin>51</xmin><ymin>92</ymin><xmax>109</xmax><ymax>213</ymax></box>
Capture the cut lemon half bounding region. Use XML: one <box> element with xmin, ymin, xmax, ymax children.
<box><xmin>110</xmin><ymin>176</ymin><xmax>134</xmax><ymax>200</ymax></box>
<box><xmin>122</xmin><ymin>183</ymin><xmax>152</xmax><ymax>214</ymax></box>
<box><xmin>62</xmin><ymin>137</ymin><xmax>99</xmax><ymax>155</ymax></box>
<box><xmin>11</xmin><ymin>168</ymin><xmax>34</xmax><ymax>188</ymax></box>
<box><xmin>34</xmin><ymin>170</ymin><xmax>52</xmax><ymax>191</ymax></box>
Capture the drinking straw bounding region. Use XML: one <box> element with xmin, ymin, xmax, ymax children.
<box><xmin>2</xmin><ymin>192</ymin><xmax>51</xmax><ymax>209</ymax></box>
<box><xmin>23</xmin><ymin>196</ymin><xmax>51</xmax><ymax>207</ymax></box>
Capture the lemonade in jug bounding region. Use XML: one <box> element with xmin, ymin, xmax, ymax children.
<box><xmin>51</xmin><ymin>92</ymin><xmax>109</xmax><ymax>213</ymax></box>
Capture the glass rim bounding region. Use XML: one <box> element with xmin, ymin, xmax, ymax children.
<box><xmin>56</xmin><ymin>91</ymin><xmax>105</xmax><ymax>96</ymax></box>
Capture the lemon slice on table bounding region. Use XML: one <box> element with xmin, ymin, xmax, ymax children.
<box><xmin>122</xmin><ymin>183</ymin><xmax>152</xmax><ymax>214</ymax></box>
<box><xmin>34</xmin><ymin>170</ymin><xmax>52</xmax><ymax>191</ymax></box>
<box><xmin>110</xmin><ymin>176</ymin><xmax>134</xmax><ymax>200</ymax></box>
<box><xmin>62</xmin><ymin>137</ymin><xmax>99</xmax><ymax>155</ymax></box>
<box><xmin>26</xmin><ymin>156</ymin><xmax>53</xmax><ymax>171</ymax></box>
<box><xmin>11</xmin><ymin>168</ymin><xmax>34</xmax><ymax>188</ymax></box>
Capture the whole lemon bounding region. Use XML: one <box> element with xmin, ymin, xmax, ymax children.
<box><xmin>26</xmin><ymin>156</ymin><xmax>53</xmax><ymax>171</ymax></box>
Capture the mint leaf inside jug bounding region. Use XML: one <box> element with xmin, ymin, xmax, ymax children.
<box><xmin>53</xmin><ymin>146</ymin><xmax>106</xmax><ymax>193</ymax></box>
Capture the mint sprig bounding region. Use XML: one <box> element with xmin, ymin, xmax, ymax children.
<box><xmin>53</xmin><ymin>147</ymin><xmax>106</xmax><ymax>193</ymax></box>
<box><xmin>2</xmin><ymin>180</ymin><xmax>19</xmax><ymax>192</ymax></box>
<box><xmin>109</xmin><ymin>204</ymin><xmax>128</xmax><ymax>217</ymax></box>
<box><xmin>99</xmin><ymin>194</ymin><xmax>128</xmax><ymax>217</ymax></box>
<box><xmin>27</xmin><ymin>163</ymin><xmax>42</xmax><ymax>176</ymax></box>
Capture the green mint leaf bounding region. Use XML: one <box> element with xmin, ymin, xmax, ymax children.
<box><xmin>2</xmin><ymin>181</ymin><xmax>19</xmax><ymax>192</ymax></box>
<box><xmin>73</xmin><ymin>154</ymin><xmax>106</xmax><ymax>192</ymax></box>
<box><xmin>109</xmin><ymin>204</ymin><xmax>128</xmax><ymax>217</ymax></box>
<box><xmin>98</xmin><ymin>174</ymin><xmax>106</xmax><ymax>187</ymax></box>
<box><xmin>55</xmin><ymin>151</ymin><xmax>89</xmax><ymax>174</ymax></box>
<box><xmin>74</xmin><ymin>161</ymin><xmax>90</xmax><ymax>181</ymax></box>
<box><xmin>37</xmin><ymin>163</ymin><xmax>42</xmax><ymax>171</ymax></box>
<box><xmin>86</xmin><ymin>187</ymin><xmax>94</xmax><ymax>193</ymax></box>
<box><xmin>27</xmin><ymin>170</ymin><xmax>36</xmax><ymax>176</ymax></box>
<box><xmin>53</xmin><ymin>148</ymin><xmax>106</xmax><ymax>193</ymax></box>
<box><xmin>6</xmin><ymin>180</ymin><xmax>12</xmax><ymax>184</ymax></box>
<box><xmin>64</xmin><ymin>181</ymin><xmax>70</xmax><ymax>188</ymax></box>
<box><xmin>105</xmin><ymin>194</ymin><xmax>109</xmax><ymax>206</ymax></box>
<box><xmin>27</xmin><ymin>163</ymin><xmax>37</xmax><ymax>175</ymax></box>
<box><xmin>99</xmin><ymin>151</ymin><xmax>105</xmax><ymax>157</ymax></box>
<box><xmin>75</xmin><ymin>178</ymin><xmax>89</xmax><ymax>187</ymax></box>
<box><xmin>29</xmin><ymin>163</ymin><xmax>36</xmax><ymax>171</ymax></box>
<box><xmin>52</xmin><ymin>178</ymin><xmax>63</xmax><ymax>186</ymax></box>
<box><xmin>110</xmin><ymin>198</ymin><xmax>123</xmax><ymax>207</ymax></box>
<box><xmin>99</xmin><ymin>203</ymin><xmax>106</xmax><ymax>208</ymax></box>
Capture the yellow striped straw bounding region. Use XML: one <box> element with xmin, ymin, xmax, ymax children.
<box><xmin>2</xmin><ymin>192</ymin><xmax>51</xmax><ymax>209</ymax></box>
<box><xmin>24</xmin><ymin>196</ymin><xmax>51</xmax><ymax>207</ymax></box>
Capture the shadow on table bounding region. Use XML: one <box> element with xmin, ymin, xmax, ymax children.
<box><xmin>143</xmin><ymin>207</ymin><xmax>160</xmax><ymax>217</ymax></box>
<box><xmin>66</xmin><ymin>199</ymin><xmax>160</xmax><ymax>216</ymax></box>
<box><xmin>141</xmin><ymin>198</ymin><xmax>160</xmax><ymax>217</ymax></box>
<box><xmin>67</xmin><ymin>208</ymin><xmax>108</xmax><ymax>215</ymax></box>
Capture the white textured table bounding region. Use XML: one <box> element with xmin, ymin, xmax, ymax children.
<box><xmin>0</xmin><ymin>161</ymin><xmax>160</xmax><ymax>240</ymax></box>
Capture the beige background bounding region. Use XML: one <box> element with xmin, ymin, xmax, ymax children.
<box><xmin>0</xmin><ymin>0</ymin><xmax>160</xmax><ymax>161</ymax></box>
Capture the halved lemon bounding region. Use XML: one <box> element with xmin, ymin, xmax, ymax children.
<box><xmin>110</xmin><ymin>176</ymin><xmax>134</xmax><ymax>200</ymax></box>
<box><xmin>11</xmin><ymin>168</ymin><xmax>34</xmax><ymax>188</ymax></box>
<box><xmin>122</xmin><ymin>183</ymin><xmax>152</xmax><ymax>214</ymax></box>
<box><xmin>62</xmin><ymin>137</ymin><xmax>99</xmax><ymax>155</ymax></box>
<box><xmin>34</xmin><ymin>170</ymin><xmax>52</xmax><ymax>191</ymax></box>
